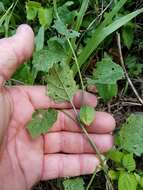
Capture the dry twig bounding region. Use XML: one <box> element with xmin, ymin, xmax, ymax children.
<box><xmin>116</xmin><ymin>32</ymin><xmax>143</xmax><ymax>105</ymax></box>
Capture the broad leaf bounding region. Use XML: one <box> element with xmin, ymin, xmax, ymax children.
<box><xmin>13</xmin><ymin>64</ymin><xmax>33</xmax><ymax>84</ymax></box>
<box><xmin>107</xmin><ymin>149</ymin><xmax>124</xmax><ymax>164</ymax></box>
<box><xmin>58</xmin><ymin>1</ymin><xmax>76</xmax><ymax>25</ymax></box>
<box><xmin>122</xmin><ymin>154</ymin><xmax>136</xmax><ymax>172</ymax></box>
<box><xmin>38</xmin><ymin>7</ymin><xmax>53</xmax><ymax>28</ymax></box>
<box><xmin>108</xmin><ymin>170</ymin><xmax>119</xmax><ymax>180</ymax></box>
<box><xmin>79</xmin><ymin>105</ymin><xmax>95</xmax><ymax>126</ymax></box>
<box><xmin>125</xmin><ymin>55</ymin><xmax>143</xmax><ymax>76</ymax></box>
<box><xmin>53</xmin><ymin>18</ymin><xmax>80</xmax><ymax>38</ymax></box>
<box><xmin>63</xmin><ymin>177</ymin><xmax>84</xmax><ymax>190</ymax></box>
<box><xmin>118</xmin><ymin>172</ymin><xmax>137</xmax><ymax>190</ymax></box>
<box><xmin>95</xmin><ymin>83</ymin><xmax>118</xmax><ymax>102</ymax></box>
<box><xmin>122</xmin><ymin>23</ymin><xmax>134</xmax><ymax>49</ymax></box>
<box><xmin>26</xmin><ymin>1</ymin><xmax>41</xmax><ymax>20</ymax></box>
<box><xmin>88</xmin><ymin>56</ymin><xmax>124</xmax><ymax>85</ymax></box>
<box><xmin>27</xmin><ymin>109</ymin><xmax>58</xmax><ymax>139</ymax></box>
<box><xmin>35</xmin><ymin>26</ymin><xmax>44</xmax><ymax>51</ymax></box>
<box><xmin>46</xmin><ymin>63</ymin><xmax>78</xmax><ymax>102</ymax></box>
<box><xmin>33</xmin><ymin>38</ymin><xmax>67</xmax><ymax>72</ymax></box>
<box><xmin>116</xmin><ymin>113</ymin><xmax>143</xmax><ymax>156</ymax></box>
<box><xmin>88</xmin><ymin>55</ymin><xmax>124</xmax><ymax>101</ymax></box>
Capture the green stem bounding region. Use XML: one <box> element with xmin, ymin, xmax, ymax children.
<box><xmin>86</xmin><ymin>168</ymin><xmax>98</xmax><ymax>190</ymax></box>
<box><xmin>67</xmin><ymin>0</ymin><xmax>90</xmax><ymax>65</ymax></box>
<box><xmin>54</xmin><ymin>67</ymin><xmax>78</xmax><ymax>115</ymax></box>
<box><xmin>67</xmin><ymin>39</ymin><xmax>85</xmax><ymax>91</ymax></box>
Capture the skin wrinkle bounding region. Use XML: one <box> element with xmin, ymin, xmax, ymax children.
<box><xmin>78</xmin><ymin>154</ymin><xmax>82</xmax><ymax>175</ymax></box>
<box><xmin>15</xmin><ymin>135</ymin><xmax>28</xmax><ymax>190</ymax></box>
<box><xmin>80</xmin><ymin>133</ymin><xmax>84</xmax><ymax>153</ymax></box>
<box><xmin>24</xmin><ymin>87</ymin><xmax>37</xmax><ymax>111</ymax></box>
<box><xmin>4</xmin><ymin>134</ymin><xmax>26</xmax><ymax>190</ymax></box>
<box><xmin>40</xmin><ymin>135</ymin><xmax>45</xmax><ymax>183</ymax></box>
<box><xmin>0</xmin><ymin>88</ymin><xmax>11</xmax><ymax>147</ymax></box>
<box><xmin>12</xmin><ymin>37</ymin><xmax>28</xmax><ymax>64</ymax></box>
<box><xmin>61</xmin><ymin>132</ymin><xmax>65</xmax><ymax>153</ymax></box>
<box><xmin>0</xmin><ymin>46</ymin><xmax>17</xmax><ymax>80</ymax></box>
<box><xmin>61</xmin><ymin>111</ymin><xmax>65</xmax><ymax>131</ymax></box>
<box><xmin>9</xmin><ymin>86</ymin><xmax>34</xmax><ymax>127</ymax></box>
<box><xmin>59</xmin><ymin>155</ymin><xmax>64</xmax><ymax>178</ymax></box>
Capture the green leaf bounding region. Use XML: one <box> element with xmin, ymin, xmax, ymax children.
<box><xmin>139</xmin><ymin>177</ymin><xmax>143</xmax><ymax>188</ymax></box>
<box><xmin>107</xmin><ymin>149</ymin><xmax>124</xmax><ymax>164</ymax></box>
<box><xmin>74</xmin><ymin>0</ymin><xmax>89</xmax><ymax>31</ymax></box>
<box><xmin>88</xmin><ymin>55</ymin><xmax>124</xmax><ymax>101</ymax></box>
<box><xmin>27</xmin><ymin>109</ymin><xmax>57</xmax><ymax>139</ymax></box>
<box><xmin>108</xmin><ymin>170</ymin><xmax>119</xmax><ymax>180</ymax></box>
<box><xmin>63</xmin><ymin>177</ymin><xmax>84</xmax><ymax>190</ymax></box>
<box><xmin>53</xmin><ymin>18</ymin><xmax>80</xmax><ymax>38</ymax></box>
<box><xmin>13</xmin><ymin>64</ymin><xmax>33</xmax><ymax>84</ymax></box>
<box><xmin>118</xmin><ymin>172</ymin><xmax>137</xmax><ymax>190</ymax></box>
<box><xmin>122</xmin><ymin>23</ymin><xmax>134</xmax><ymax>49</ymax></box>
<box><xmin>88</xmin><ymin>56</ymin><xmax>124</xmax><ymax>85</ymax></box>
<box><xmin>79</xmin><ymin>105</ymin><xmax>95</xmax><ymax>126</ymax></box>
<box><xmin>116</xmin><ymin>113</ymin><xmax>143</xmax><ymax>156</ymax></box>
<box><xmin>58</xmin><ymin>1</ymin><xmax>77</xmax><ymax>25</ymax></box>
<box><xmin>38</xmin><ymin>7</ymin><xmax>53</xmax><ymax>28</ymax></box>
<box><xmin>72</xmin><ymin>6</ymin><xmax>143</xmax><ymax>75</ymax></box>
<box><xmin>96</xmin><ymin>83</ymin><xmax>118</xmax><ymax>102</ymax></box>
<box><xmin>33</xmin><ymin>38</ymin><xmax>67</xmax><ymax>72</ymax></box>
<box><xmin>35</xmin><ymin>26</ymin><xmax>44</xmax><ymax>52</ymax></box>
<box><xmin>125</xmin><ymin>55</ymin><xmax>143</xmax><ymax>76</ymax></box>
<box><xmin>122</xmin><ymin>154</ymin><xmax>136</xmax><ymax>172</ymax></box>
<box><xmin>46</xmin><ymin>63</ymin><xmax>78</xmax><ymax>102</ymax></box>
<box><xmin>26</xmin><ymin>1</ymin><xmax>41</xmax><ymax>20</ymax></box>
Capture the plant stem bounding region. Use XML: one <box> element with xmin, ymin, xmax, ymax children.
<box><xmin>67</xmin><ymin>39</ymin><xmax>85</xmax><ymax>91</ymax></box>
<box><xmin>77</xmin><ymin>120</ymin><xmax>114</xmax><ymax>190</ymax></box>
<box><xmin>67</xmin><ymin>0</ymin><xmax>90</xmax><ymax>64</ymax></box>
<box><xmin>52</xmin><ymin>1</ymin><xmax>113</xmax><ymax>189</ymax></box>
<box><xmin>86</xmin><ymin>168</ymin><xmax>98</xmax><ymax>190</ymax></box>
<box><xmin>54</xmin><ymin>67</ymin><xmax>78</xmax><ymax>115</ymax></box>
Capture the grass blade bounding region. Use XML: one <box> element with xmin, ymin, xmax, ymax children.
<box><xmin>72</xmin><ymin>7</ymin><xmax>143</xmax><ymax>75</ymax></box>
<box><xmin>0</xmin><ymin>3</ymin><xmax>14</xmax><ymax>26</ymax></box>
<box><xmin>67</xmin><ymin>0</ymin><xmax>90</xmax><ymax>64</ymax></box>
<box><xmin>75</xmin><ymin>0</ymin><xmax>90</xmax><ymax>31</ymax></box>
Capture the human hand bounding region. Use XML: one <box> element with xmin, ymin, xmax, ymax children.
<box><xmin>0</xmin><ymin>25</ymin><xmax>115</xmax><ymax>190</ymax></box>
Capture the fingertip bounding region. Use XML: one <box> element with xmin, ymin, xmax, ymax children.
<box><xmin>73</xmin><ymin>90</ymin><xmax>97</xmax><ymax>108</ymax></box>
<box><xmin>90</xmin><ymin>112</ymin><xmax>116</xmax><ymax>133</ymax></box>
<box><xmin>15</xmin><ymin>24</ymin><xmax>34</xmax><ymax>60</ymax></box>
<box><xmin>16</xmin><ymin>24</ymin><xmax>34</xmax><ymax>35</ymax></box>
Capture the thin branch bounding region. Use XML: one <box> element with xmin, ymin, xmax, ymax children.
<box><xmin>116</xmin><ymin>32</ymin><xmax>143</xmax><ymax>105</ymax></box>
<box><xmin>67</xmin><ymin>39</ymin><xmax>85</xmax><ymax>91</ymax></box>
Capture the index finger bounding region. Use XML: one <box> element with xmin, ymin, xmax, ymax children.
<box><xmin>21</xmin><ymin>86</ymin><xmax>97</xmax><ymax>109</ymax></box>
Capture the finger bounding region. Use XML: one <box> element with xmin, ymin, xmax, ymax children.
<box><xmin>42</xmin><ymin>154</ymin><xmax>99</xmax><ymax>180</ymax></box>
<box><xmin>0</xmin><ymin>24</ymin><xmax>34</xmax><ymax>85</ymax></box>
<box><xmin>50</xmin><ymin>110</ymin><xmax>115</xmax><ymax>133</ymax></box>
<box><xmin>19</xmin><ymin>86</ymin><xmax>97</xmax><ymax>109</ymax></box>
<box><xmin>44</xmin><ymin>132</ymin><xmax>113</xmax><ymax>154</ymax></box>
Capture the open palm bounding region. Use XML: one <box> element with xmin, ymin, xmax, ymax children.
<box><xmin>0</xmin><ymin>25</ymin><xmax>115</xmax><ymax>190</ymax></box>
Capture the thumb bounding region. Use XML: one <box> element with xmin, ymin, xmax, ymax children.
<box><xmin>0</xmin><ymin>24</ymin><xmax>34</xmax><ymax>148</ymax></box>
<box><xmin>0</xmin><ymin>24</ymin><xmax>34</xmax><ymax>86</ymax></box>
